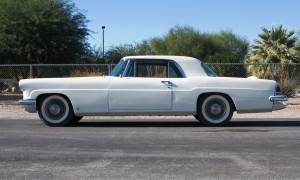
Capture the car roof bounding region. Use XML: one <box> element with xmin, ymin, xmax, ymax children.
<box><xmin>123</xmin><ymin>55</ymin><xmax>202</xmax><ymax>63</ymax></box>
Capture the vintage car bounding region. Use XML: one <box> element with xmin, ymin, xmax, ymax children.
<box><xmin>19</xmin><ymin>56</ymin><xmax>288</xmax><ymax>126</ymax></box>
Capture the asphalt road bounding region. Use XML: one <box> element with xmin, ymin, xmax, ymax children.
<box><xmin>0</xmin><ymin>108</ymin><xmax>300</xmax><ymax>179</ymax></box>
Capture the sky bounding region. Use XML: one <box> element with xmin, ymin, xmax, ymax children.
<box><xmin>73</xmin><ymin>0</ymin><xmax>300</xmax><ymax>50</ymax></box>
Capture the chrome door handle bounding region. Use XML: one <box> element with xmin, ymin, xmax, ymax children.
<box><xmin>161</xmin><ymin>80</ymin><xmax>171</xmax><ymax>84</ymax></box>
<box><xmin>161</xmin><ymin>81</ymin><xmax>172</xmax><ymax>88</ymax></box>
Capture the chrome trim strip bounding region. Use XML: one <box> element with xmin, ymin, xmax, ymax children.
<box><xmin>167</xmin><ymin>61</ymin><xmax>170</xmax><ymax>78</ymax></box>
<box><xmin>269</xmin><ymin>95</ymin><xmax>288</xmax><ymax>102</ymax></box>
<box><xmin>121</xmin><ymin>59</ymin><xmax>131</xmax><ymax>77</ymax></box>
<box><xmin>124</xmin><ymin>59</ymin><xmax>186</xmax><ymax>78</ymax></box>
<box><xmin>134</xmin><ymin>60</ymin><xmax>136</xmax><ymax>77</ymax></box>
<box><xmin>19</xmin><ymin>99</ymin><xmax>37</xmax><ymax>105</ymax></box>
<box><xmin>75</xmin><ymin>111</ymin><xmax>194</xmax><ymax>116</ymax></box>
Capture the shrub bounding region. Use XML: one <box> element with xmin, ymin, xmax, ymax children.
<box><xmin>280</xmin><ymin>78</ymin><xmax>298</xmax><ymax>97</ymax></box>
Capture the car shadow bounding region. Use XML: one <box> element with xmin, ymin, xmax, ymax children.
<box><xmin>228</xmin><ymin>119</ymin><xmax>300</xmax><ymax>127</ymax></box>
<box><xmin>71</xmin><ymin>118</ymin><xmax>300</xmax><ymax>128</ymax></box>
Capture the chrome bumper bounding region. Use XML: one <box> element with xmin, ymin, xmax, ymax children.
<box><xmin>269</xmin><ymin>95</ymin><xmax>288</xmax><ymax>111</ymax></box>
<box><xmin>19</xmin><ymin>99</ymin><xmax>37</xmax><ymax>113</ymax></box>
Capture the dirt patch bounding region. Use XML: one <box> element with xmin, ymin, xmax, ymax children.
<box><xmin>0</xmin><ymin>94</ymin><xmax>22</xmax><ymax>105</ymax></box>
<box><xmin>288</xmin><ymin>98</ymin><xmax>300</xmax><ymax>105</ymax></box>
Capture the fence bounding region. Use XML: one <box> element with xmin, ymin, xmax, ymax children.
<box><xmin>0</xmin><ymin>63</ymin><xmax>299</xmax><ymax>94</ymax></box>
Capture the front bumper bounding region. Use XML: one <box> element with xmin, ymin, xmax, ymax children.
<box><xmin>269</xmin><ymin>95</ymin><xmax>288</xmax><ymax>111</ymax></box>
<box><xmin>19</xmin><ymin>99</ymin><xmax>37</xmax><ymax>113</ymax></box>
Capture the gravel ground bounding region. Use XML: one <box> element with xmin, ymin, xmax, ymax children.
<box><xmin>0</xmin><ymin>98</ymin><xmax>300</xmax><ymax>179</ymax></box>
<box><xmin>0</xmin><ymin>105</ymin><xmax>300</xmax><ymax>179</ymax></box>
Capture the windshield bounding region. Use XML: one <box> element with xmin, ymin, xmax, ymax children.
<box><xmin>109</xmin><ymin>60</ymin><xmax>127</xmax><ymax>76</ymax></box>
<box><xmin>202</xmin><ymin>63</ymin><xmax>217</xmax><ymax>77</ymax></box>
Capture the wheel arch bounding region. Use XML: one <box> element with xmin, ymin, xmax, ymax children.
<box><xmin>197</xmin><ymin>92</ymin><xmax>237</xmax><ymax>112</ymax></box>
<box><xmin>36</xmin><ymin>93</ymin><xmax>74</xmax><ymax>111</ymax></box>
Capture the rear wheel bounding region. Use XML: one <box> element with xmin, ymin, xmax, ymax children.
<box><xmin>38</xmin><ymin>95</ymin><xmax>74</xmax><ymax>127</ymax></box>
<box><xmin>195</xmin><ymin>94</ymin><xmax>233</xmax><ymax>126</ymax></box>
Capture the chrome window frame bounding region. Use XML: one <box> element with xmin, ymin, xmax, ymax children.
<box><xmin>121</xmin><ymin>59</ymin><xmax>131</xmax><ymax>77</ymax></box>
<box><xmin>122</xmin><ymin>59</ymin><xmax>186</xmax><ymax>78</ymax></box>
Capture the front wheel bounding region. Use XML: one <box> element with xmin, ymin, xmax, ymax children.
<box><xmin>195</xmin><ymin>94</ymin><xmax>234</xmax><ymax>126</ymax></box>
<box><xmin>38</xmin><ymin>95</ymin><xmax>74</xmax><ymax>127</ymax></box>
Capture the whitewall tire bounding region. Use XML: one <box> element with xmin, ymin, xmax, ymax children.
<box><xmin>38</xmin><ymin>95</ymin><xmax>74</xmax><ymax>127</ymax></box>
<box><xmin>195</xmin><ymin>94</ymin><xmax>233</xmax><ymax>126</ymax></box>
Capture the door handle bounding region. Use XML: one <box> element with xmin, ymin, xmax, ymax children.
<box><xmin>161</xmin><ymin>81</ymin><xmax>172</xmax><ymax>88</ymax></box>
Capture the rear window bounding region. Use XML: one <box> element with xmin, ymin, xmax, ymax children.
<box><xmin>202</xmin><ymin>63</ymin><xmax>217</xmax><ymax>77</ymax></box>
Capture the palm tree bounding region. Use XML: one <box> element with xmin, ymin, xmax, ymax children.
<box><xmin>247</xmin><ymin>25</ymin><xmax>299</xmax><ymax>64</ymax></box>
<box><xmin>246</xmin><ymin>25</ymin><xmax>300</xmax><ymax>96</ymax></box>
<box><xmin>246</xmin><ymin>25</ymin><xmax>299</xmax><ymax>79</ymax></box>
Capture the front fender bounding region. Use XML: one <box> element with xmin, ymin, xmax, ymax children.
<box><xmin>27</xmin><ymin>89</ymin><xmax>109</xmax><ymax>114</ymax></box>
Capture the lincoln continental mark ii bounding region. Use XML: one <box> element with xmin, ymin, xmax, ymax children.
<box><xmin>19</xmin><ymin>56</ymin><xmax>288</xmax><ymax>126</ymax></box>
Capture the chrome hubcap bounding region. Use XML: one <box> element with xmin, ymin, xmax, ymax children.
<box><xmin>205</xmin><ymin>98</ymin><xmax>226</xmax><ymax>120</ymax></box>
<box><xmin>210</xmin><ymin>104</ymin><xmax>222</xmax><ymax>115</ymax></box>
<box><xmin>44</xmin><ymin>99</ymin><xmax>66</xmax><ymax>121</ymax></box>
<box><xmin>49</xmin><ymin>104</ymin><xmax>61</xmax><ymax>115</ymax></box>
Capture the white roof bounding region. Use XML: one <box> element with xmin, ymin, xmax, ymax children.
<box><xmin>123</xmin><ymin>55</ymin><xmax>201</xmax><ymax>62</ymax></box>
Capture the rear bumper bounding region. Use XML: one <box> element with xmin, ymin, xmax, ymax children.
<box><xmin>19</xmin><ymin>99</ymin><xmax>37</xmax><ymax>113</ymax></box>
<box><xmin>269</xmin><ymin>95</ymin><xmax>288</xmax><ymax>111</ymax></box>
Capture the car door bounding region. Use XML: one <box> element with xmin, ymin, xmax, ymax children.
<box><xmin>108</xmin><ymin>59</ymin><xmax>172</xmax><ymax>112</ymax></box>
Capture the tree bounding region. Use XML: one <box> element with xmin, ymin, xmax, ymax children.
<box><xmin>246</xmin><ymin>25</ymin><xmax>299</xmax><ymax>64</ymax></box>
<box><xmin>0</xmin><ymin>0</ymin><xmax>90</xmax><ymax>65</ymax></box>
<box><xmin>104</xmin><ymin>44</ymin><xmax>138</xmax><ymax>64</ymax></box>
<box><xmin>104</xmin><ymin>26</ymin><xmax>249</xmax><ymax>65</ymax></box>
<box><xmin>207</xmin><ymin>31</ymin><xmax>249</xmax><ymax>63</ymax></box>
<box><xmin>246</xmin><ymin>25</ymin><xmax>300</xmax><ymax>96</ymax></box>
<box><xmin>104</xmin><ymin>26</ymin><xmax>249</xmax><ymax>78</ymax></box>
<box><xmin>297</xmin><ymin>31</ymin><xmax>300</xmax><ymax>59</ymax></box>
<box><xmin>246</xmin><ymin>25</ymin><xmax>299</xmax><ymax>79</ymax></box>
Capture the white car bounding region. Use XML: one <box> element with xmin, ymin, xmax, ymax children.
<box><xmin>19</xmin><ymin>56</ymin><xmax>287</xmax><ymax>126</ymax></box>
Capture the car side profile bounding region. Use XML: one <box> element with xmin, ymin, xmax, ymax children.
<box><xmin>19</xmin><ymin>56</ymin><xmax>288</xmax><ymax>126</ymax></box>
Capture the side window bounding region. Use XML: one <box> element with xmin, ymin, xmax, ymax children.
<box><xmin>123</xmin><ymin>59</ymin><xmax>185</xmax><ymax>78</ymax></box>
<box><xmin>169</xmin><ymin>62</ymin><xmax>184</xmax><ymax>78</ymax></box>
<box><xmin>202</xmin><ymin>63</ymin><xmax>217</xmax><ymax>77</ymax></box>
<box><xmin>136</xmin><ymin>60</ymin><xmax>168</xmax><ymax>78</ymax></box>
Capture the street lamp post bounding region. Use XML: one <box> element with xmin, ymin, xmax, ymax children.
<box><xmin>102</xmin><ymin>26</ymin><xmax>105</xmax><ymax>59</ymax></box>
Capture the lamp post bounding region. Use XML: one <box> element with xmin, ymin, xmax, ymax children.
<box><xmin>102</xmin><ymin>26</ymin><xmax>105</xmax><ymax>59</ymax></box>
